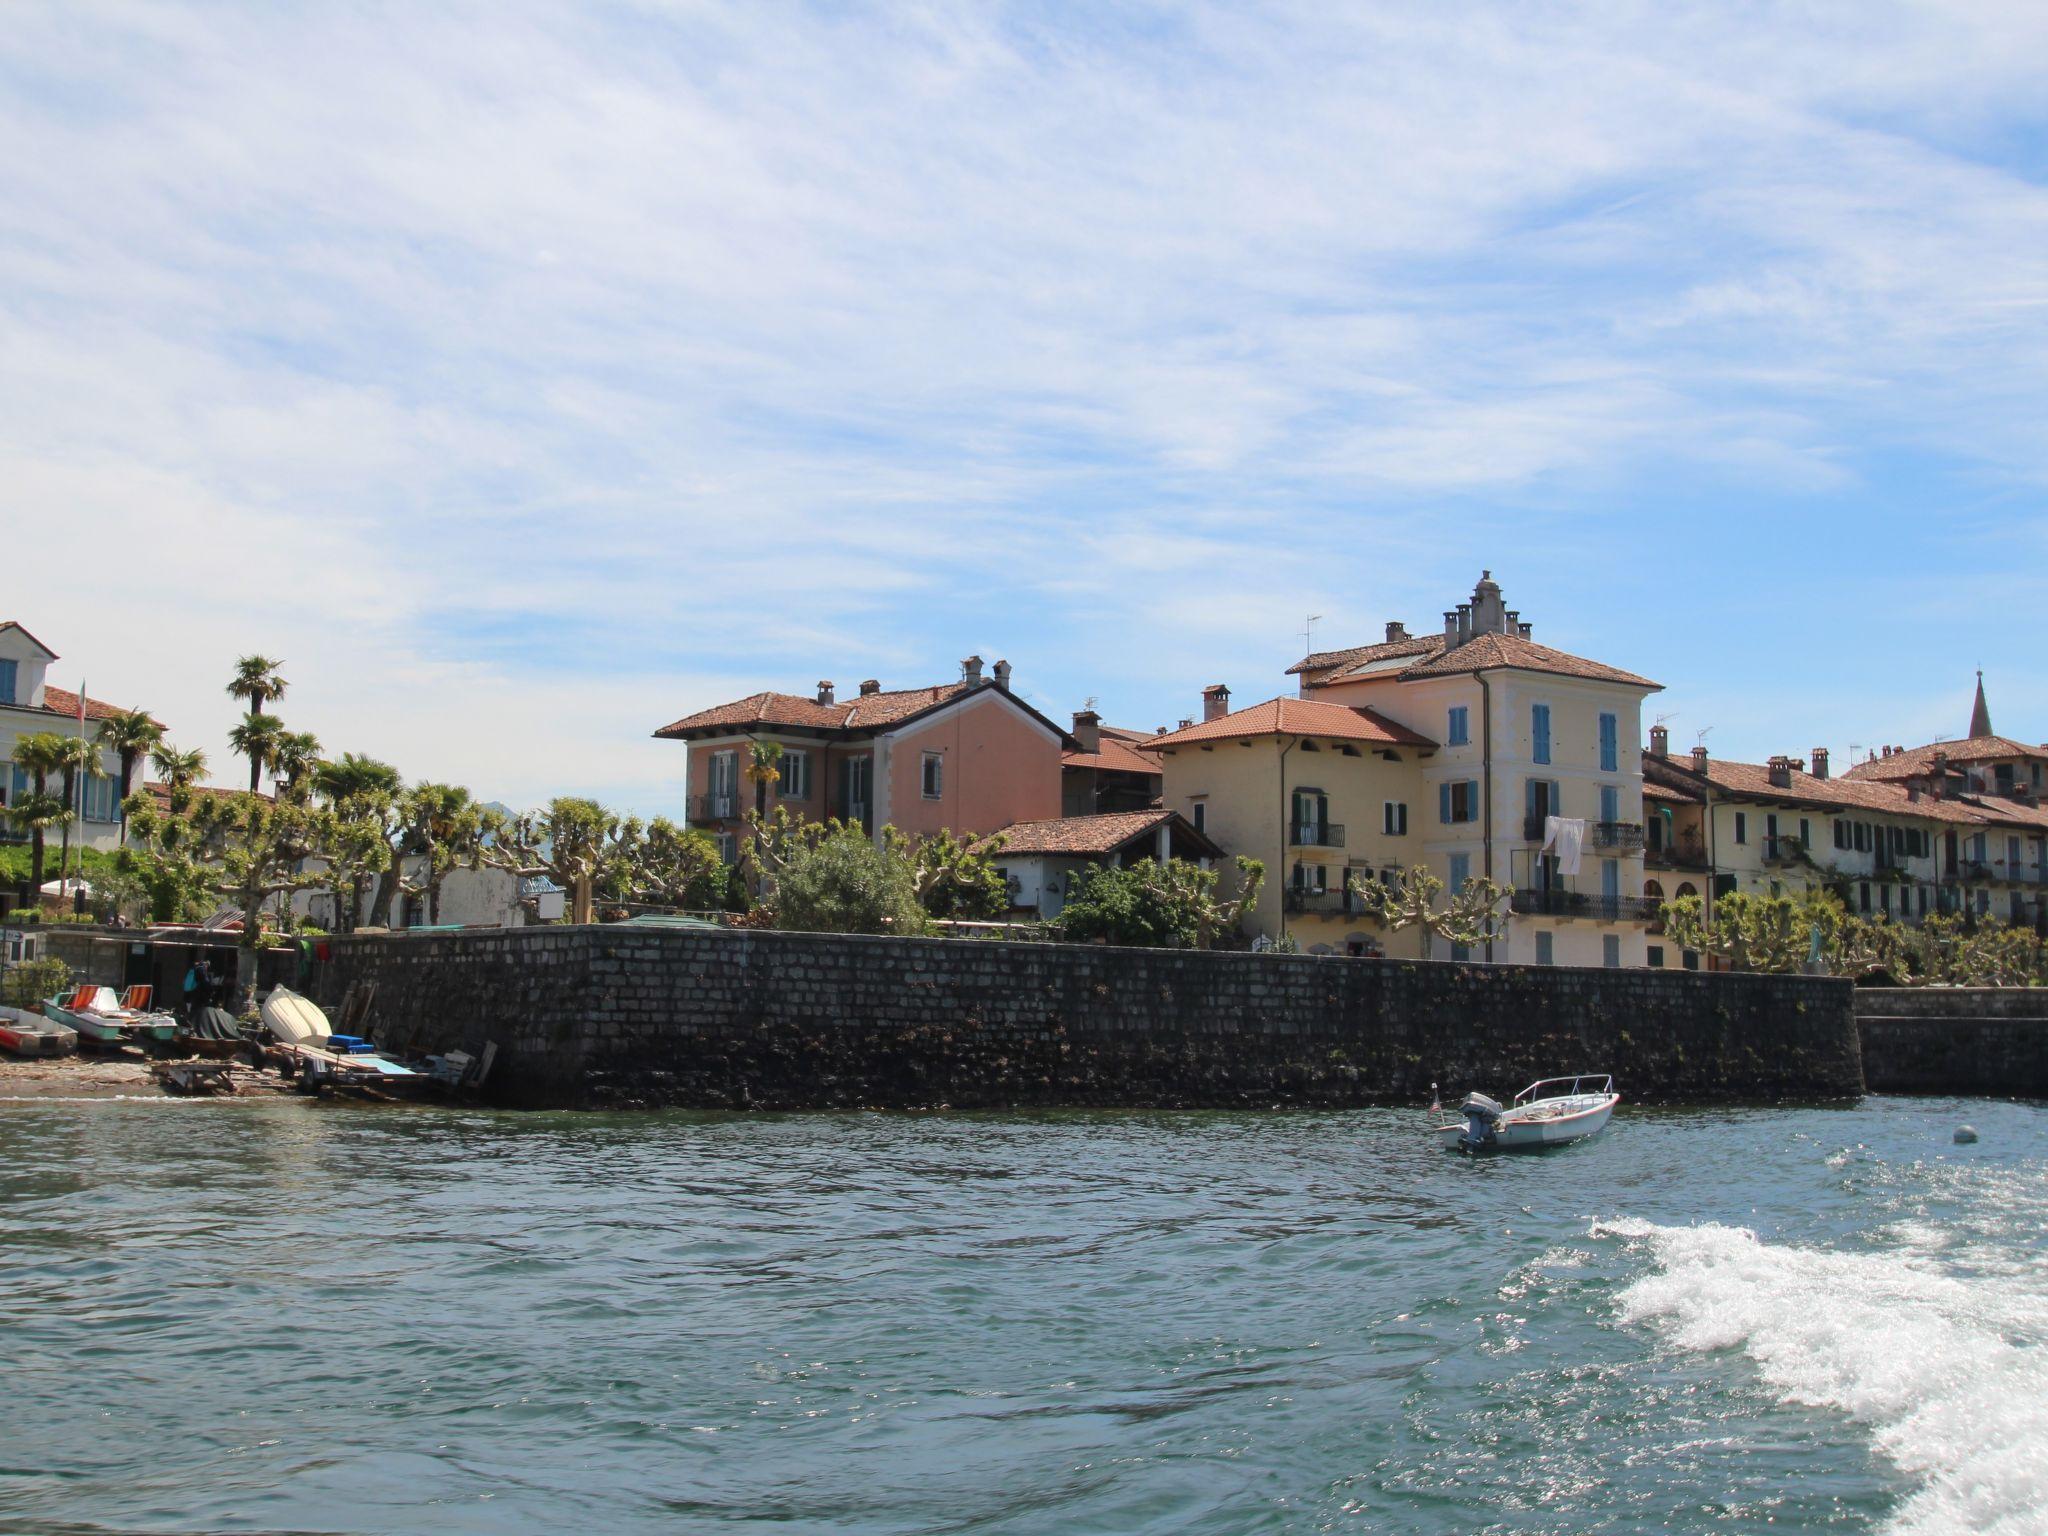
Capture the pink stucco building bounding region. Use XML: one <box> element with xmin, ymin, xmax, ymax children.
<box><xmin>654</xmin><ymin>656</ymin><xmax>1073</xmax><ymax>859</ymax></box>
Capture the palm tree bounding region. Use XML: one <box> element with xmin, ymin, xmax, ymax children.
<box><xmin>54</xmin><ymin>736</ymin><xmax>101</xmax><ymax>884</ymax></box>
<box><xmin>272</xmin><ymin>731</ymin><xmax>324</xmax><ymax>800</ymax></box>
<box><xmin>8</xmin><ymin>732</ymin><xmax>73</xmax><ymax>897</ymax></box>
<box><xmin>227</xmin><ymin>655</ymin><xmax>289</xmax><ymax>718</ymax></box>
<box><xmin>96</xmin><ymin>707</ymin><xmax>164</xmax><ymax>839</ymax></box>
<box><xmin>150</xmin><ymin>743</ymin><xmax>208</xmax><ymax>793</ymax></box>
<box><xmin>745</xmin><ymin>740</ymin><xmax>784</xmax><ymax>817</ymax></box>
<box><xmin>228</xmin><ymin>712</ymin><xmax>286</xmax><ymax>794</ymax></box>
<box><xmin>314</xmin><ymin>752</ymin><xmax>401</xmax><ymax>810</ymax></box>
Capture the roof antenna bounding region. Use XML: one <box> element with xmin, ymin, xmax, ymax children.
<box><xmin>1655</xmin><ymin>711</ymin><xmax>1678</xmax><ymax>728</ymax></box>
<box><xmin>1083</xmin><ymin>695</ymin><xmax>1098</xmax><ymax>712</ymax></box>
<box><xmin>1301</xmin><ymin>613</ymin><xmax>1323</xmax><ymax>655</ymax></box>
<box><xmin>1694</xmin><ymin>726</ymin><xmax>1714</xmax><ymax>747</ymax></box>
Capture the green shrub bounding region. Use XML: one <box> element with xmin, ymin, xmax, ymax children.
<box><xmin>1</xmin><ymin>956</ymin><xmax>71</xmax><ymax>1009</ymax></box>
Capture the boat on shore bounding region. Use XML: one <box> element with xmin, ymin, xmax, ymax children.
<box><xmin>1437</xmin><ymin>1074</ymin><xmax>1620</xmax><ymax>1153</ymax></box>
<box><xmin>43</xmin><ymin>985</ymin><xmax>178</xmax><ymax>1052</ymax></box>
<box><xmin>260</xmin><ymin>986</ymin><xmax>423</xmax><ymax>1093</ymax></box>
<box><xmin>0</xmin><ymin>1005</ymin><xmax>78</xmax><ymax>1057</ymax></box>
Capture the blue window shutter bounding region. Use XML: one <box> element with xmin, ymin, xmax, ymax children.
<box><xmin>1533</xmin><ymin>704</ymin><xmax>1550</xmax><ymax>764</ymax></box>
<box><xmin>1467</xmin><ymin>780</ymin><xmax>1479</xmax><ymax>822</ymax></box>
<box><xmin>1440</xmin><ymin>782</ymin><xmax>1452</xmax><ymax>823</ymax></box>
<box><xmin>1599</xmin><ymin>712</ymin><xmax>1618</xmax><ymax>772</ymax></box>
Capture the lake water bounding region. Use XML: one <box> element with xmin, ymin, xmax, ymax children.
<box><xmin>3</xmin><ymin>1094</ymin><xmax>2043</xmax><ymax>1535</ymax></box>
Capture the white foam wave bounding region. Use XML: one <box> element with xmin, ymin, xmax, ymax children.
<box><xmin>1595</xmin><ymin>1217</ymin><xmax>2048</xmax><ymax>1536</ymax></box>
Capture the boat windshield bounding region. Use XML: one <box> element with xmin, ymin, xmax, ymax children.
<box><xmin>1515</xmin><ymin>1075</ymin><xmax>1614</xmax><ymax>1106</ymax></box>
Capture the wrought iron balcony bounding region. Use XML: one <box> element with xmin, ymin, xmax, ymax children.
<box><xmin>1510</xmin><ymin>888</ymin><xmax>1660</xmax><ymax>923</ymax></box>
<box><xmin>1590</xmin><ymin>821</ymin><xmax>1645</xmax><ymax>853</ymax></box>
<box><xmin>1283</xmin><ymin>887</ymin><xmax>1351</xmax><ymax>915</ymax></box>
<box><xmin>1761</xmin><ymin>836</ymin><xmax>1811</xmax><ymax>867</ymax></box>
<box><xmin>1290</xmin><ymin>822</ymin><xmax>1345</xmax><ymax>848</ymax></box>
<box><xmin>1954</xmin><ymin>859</ymin><xmax>1993</xmax><ymax>882</ymax></box>
<box><xmin>691</xmin><ymin>793</ymin><xmax>739</xmax><ymax>823</ymax></box>
<box><xmin>1646</xmin><ymin>834</ymin><xmax>1709</xmax><ymax>871</ymax></box>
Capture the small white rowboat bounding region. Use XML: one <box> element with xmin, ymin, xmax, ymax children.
<box><xmin>0</xmin><ymin>1005</ymin><xmax>78</xmax><ymax>1057</ymax></box>
<box><xmin>1437</xmin><ymin>1074</ymin><xmax>1620</xmax><ymax>1152</ymax></box>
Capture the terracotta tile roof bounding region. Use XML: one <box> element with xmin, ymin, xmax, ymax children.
<box><xmin>977</xmin><ymin>808</ymin><xmax>1221</xmax><ymax>859</ymax></box>
<box><xmin>1063</xmin><ymin>736</ymin><xmax>1164</xmax><ymax>776</ymax></box>
<box><xmin>1840</xmin><ymin>735</ymin><xmax>2048</xmax><ymax>782</ymax></box>
<box><xmin>1641</xmin><ymin>779</ymin><xmax>1697</xmax><ymax>804</ymax></box>
<box><xmin>1147</xmin><ymin>696</ymin><xmax>1437</xmax><ymax>750</ymax></box>
<box><xmin>143</xmin><ymin>781</ymin><xmax>270</xmax><ymax>807</ymax></box>
<box><xmin>32</xmin><ymin>686</ymin><xmax>140</xmax><ymax>725</ymax></box>
<box><xmin>1287</xmin><ymin>634</ymin><xmax>1442</xmax><ymax>676</ymax></box>
<box><xmin>1389</xmin><ymin>631</ymin><xmax>1660</xmax><ymax>689</ymax></box>
<box><xmin>654</xmin><ymin>683</ymin><xmax>975</xmax><ymax>737</ymax></box>
<box><xmin>1644</xmin><ymin>753</ymin><xmax>2042</xmax><ymax>829</ymax></box>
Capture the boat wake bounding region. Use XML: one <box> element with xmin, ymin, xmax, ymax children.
<box><xmin>1595</xmin><ymin>1217</ymin><xmax>2048</xmax><ymax>1536</ymax></box>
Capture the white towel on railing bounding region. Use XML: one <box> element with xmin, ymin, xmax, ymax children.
<box><xmin>1543</xmin><ymin>816</ymin><xmax>1587</xmax><ymax>876</ymax></box>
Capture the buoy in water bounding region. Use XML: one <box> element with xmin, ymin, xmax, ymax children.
<box><xmin>1954</xmin><ymin>1125</ymin><xmax>1979</xmax><ymax>1145</ymax></box>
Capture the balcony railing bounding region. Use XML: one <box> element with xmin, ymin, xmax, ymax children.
<box><xmin>1646</xmin><ymin>834</ymin><xmax>1708</xmax><ymax>870</ymax></box>
<box><xmin>1284</xmin><ymin>887</ymin><xmax>1351</xmax><ymax>916</ymax></box>
<box><xmin>1955</xmin><ymin>860</ymin><xmax>1993</xmax><ymax>882</ymax></box>
<box><xmin>1590</xmin><ymin>821</ymin><xmax>1645</xmax><ymax>853</ymax></box>
<box><xmin>691</xmin><ymin>793</ymin><xmax>739</xmax><ymax>823</ymax></box>
<box><xmin>1290</xmin><ymin>822</ymin><xmax>1345</xmax><ymax>848</ymax></box>
<box><xmin>1510</xmin><ymin>888</ymin><xmax>1660</xmax><ymax>923</ymax></box>
<box><xmin>1762</xmin><ymin>836</ymin><xmax>1812</xmax><ymax>868</ymax></box>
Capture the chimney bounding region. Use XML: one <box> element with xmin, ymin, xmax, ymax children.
<box><xmin>1071</xmin><ymin>709</ymin><xmax>1101</xmax><ymax>753</ymax></box>
<box><xmin>1178</xmin><ymin>717</ymin><xmax>1194</xmax><ymax>731</ymax></box>
<box><xmin>1457</xmin><ymin>603</ymin><xmax>1472</xmax><ymax>643</ymax></box>
<box><xmin>1691</xmin><ymin>744</ymin><xmax>1709</xmax><ymax>775</ymax></box>
<box><xmin>1768</xmin><ymin>755</ymin><xmax>1792</xmax><ymax>788</ymax></box>
<box><xmin>1649</xmin><ymin>724</ymin><xmax>1669</xmax><ymax>758</ymax></box>
<box><xmin>1202</xmin><ymin>683</ymin><xmax>1230</xmax><ymax>722</ymax></box>
<box><xmin>859</xmin><ymin>678</ymin><xmax>881</xmax><ymax>696</ymax></box>
<box><xmin>993</xmin><ymin>659</ymin><xmax>1011</xmax><ymax>692</ymax></box>
<box><xmin>1444</xmin><ymin>610</ymin><xmax>1459</xmax><ymax>643</ymax></box>
<box><xmin>816</xmin><ymin>680</ymin><xmax>835</xmax><ymax>705</ymax></box>
<box><xmin>1811</xmin><ymin>746</ymin><xmax>1829</xmax><ymax>780</ymax></box>
<box><xmin>961</xmin><ymin>655</ymin><xmax>983</xmax><ymax>684</ymax></box>
<box><xmin>1519</xmin><ymin>622</ymin><xmax>1533</xmax><ymax>639</ymax></box>
<box><xmin>1385</xmin><ymin>620</ymin><xmax>1408</xmax><ymax>643</ymax></box>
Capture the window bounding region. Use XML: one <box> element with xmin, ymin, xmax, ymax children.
<box><xmin>1532</xmin><ymin>703</ymin><xmax>1551</xmax><ymax>765</ymax></box>
<box><xmin>1799</xmin><ymin>818</ymin><xmax>1811</xmax><ymax>846</ymax></box>
<box><xmin>1192</xmin><ymin>802</ymin><xmax>1206</xmax><ymax>834</ymax></box>
<box><xmin>715</xmin><ymin>832</ymin><xmax>737</xmax><ymax>865</ymax></box>
<box><xmin>921</xmin><ymin>751</ymin><xmax>944</xmax><ymax>799</ymax></box>
<box><xmin>1647</xmin><ymin>944</ymin><xmax>1665</xmax><ymax>968</ymax></box>
<box><xmin>0</xmin><ymin>659</ymin><xmax>14</xmax><ymax>705</ymax></box>
<box><xmin>1682</xmin><ymin>948</ymin><xmax>1700</xmax><ymax>971</ymax></box>
<box><xmin>1535</xmin><ymin>931</ymin><xmax>1554</xmax><ymax>966</ymax></box>
<box><xmin>1449</xmin><ymin>852</ymin><xmax>1470</xmax><ymax>895</ymax></box>
<box><xmin>1859</xmin><ymin>881</ymin><xmax>1871</xmax><ymax>913</ymax></box>
<box><xmin>780</xmin><ymin>750</ymin><xmax>810</xmax><ymax>801</ymax></box>
<box><xmin>1440</xmin><ymin>780</ymin><xmax>1480</xmax><ymax>824</ymax></box>
<box><xmin>1598</xmin><ymin>712</ymin><xmax>1618</xmax><ymax>772</ymax></box>
<box><xmin>1601</xmin><ymin>859</ymin><xmax>1619</xmax><ymax>901</ymax></box>
<box><xmin>840</xmin><ymin>756</ymin><xmax>871</xmax><ymax>825</ymax></box>
<box><xmin>1733</xmin><ymin>811</ymin><xmax>1747</xmax><ymax>845</ymax></box>
<box><xmin>1599</xmin><ymin>784</ymin><xmax>1619</xmax><ymax>825</ymax></box>
<box><xmin>1383</xmin><ymin>801</ymin><xmax>1408</xmax><ymax>836</ymax></box>
<box><xmin>1447</xmin><ymin>706</ymin><xmax>1469</xmax><ymax>746</ymax></box>
<box><xmin>1834</xmin><ymin>820</ymin><xmax>1849</xmax><ymax>851</ymax></box>
<box><xmin>1602</xmin><ymin>934</ymin><xmax>1622</xmax><ymax>969</ymax></box>
<box><xmin>709</xmin><ymin>750</ymin><xmax>738</xmax><ymax>801</ymax></box>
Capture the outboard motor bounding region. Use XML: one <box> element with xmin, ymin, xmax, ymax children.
<box><xmin>1458</xmin><ymin>1092</ymin><xmax>1504</xmax><ymax>1150</ymax></box>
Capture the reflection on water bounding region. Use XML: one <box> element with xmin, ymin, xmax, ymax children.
<box><xmin>1</xmin><ymin>1096</ymin><xmax>2040</xmax><ymax>1534</ymax></box>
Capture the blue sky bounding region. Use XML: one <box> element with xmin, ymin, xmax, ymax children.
<box><xmin>4</xmin><ymin>2</ymin><xmax>2046</xmax><ymax>815</ymax></box>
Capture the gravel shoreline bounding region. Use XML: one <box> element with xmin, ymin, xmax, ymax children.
<box><xmin>0</xmin><ymin>1055</ymin><xmax>298</xmax><ymax>1100</ymax></box>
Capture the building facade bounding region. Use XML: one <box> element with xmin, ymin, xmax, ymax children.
<box><xmin>655</xmin><ymin>657</ymin><xmax>1072</xmax><ymax>860</ymax></box>
<box><xmin>0</xmin><ymin>621</ymin><xmax>147</xmax><ymax>859</ymax></box>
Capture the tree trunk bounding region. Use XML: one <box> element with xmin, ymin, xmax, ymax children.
<box><xmin>248</xmin><ymin>753</ymin><xmax>262</xmax><ymax>794</ymax></box>
<box><xmin>367</xmin><ymin>866</ymin><xmax>397</xmax><ymax>928</ymax></box>
<box><xmin>118</xmin><ymin>752</ymin><xmax>135</xmax><ymax>840</ymax></box>
<box><xmin>29</xmin><ymin>829</ymin><xmax>45</xmax><ymax>901</ymax></box>
<box><xmin>58</xmin><ymin>765</ymin><xmax>75</xmax><ymax>880</ymax></box>
<box><xmin>572</xmin><ymin>874</ymin><xmax>594</xmax><ymax>926</ymax></box>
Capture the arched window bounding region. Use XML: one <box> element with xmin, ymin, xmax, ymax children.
<box><xmin>1644</xmin><ymin>879</ymin><xmax>1665</xmax><ymax>903</ymax></box>
<box><xmin>1676</xmin><ymin>882</ymin><xmax>1698</xmax><ymax>901</ymax></box>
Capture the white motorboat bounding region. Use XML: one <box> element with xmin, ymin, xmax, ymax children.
<box><xmin>1437</xmin><ymin>1074</ymin><xmax>1620</xmax><ymax>1152</ymax></box>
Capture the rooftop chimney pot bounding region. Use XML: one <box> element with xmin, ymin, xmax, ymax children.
<box><xmin>1649</xmin><ymin>724</ymin><xmax>1670</xmax><ymax>758</ymax></box>
<box><xmin>961</xmin><ymin>655</ymin><xmax>983</xmax><ymax>684</ymax></box>
<box><xmin>992</xmin><ymin>659</ymin><xmax>1011</xmax><ymax>692</ymax></box>
<box><xmin>1691</xmin><ymin>744</ymin><xmax>1710</xmax><ymax>774</ymax></box>
<box><xmin>1385</xmin><ymin>620</ymin><xmax>1408</xmax><ymax>643</ymax></box>
<box><xmin>816</xmin><ymin>680</ymin><xmax>835</xmax><ymax>705</ymax></box>
<box><xmin>1071</xmin><ymin>709</ymin><xmax>1101</xmax><ymax>752</ymax></box>
<box><xmin>1811</xmin><ymin>747</ymin><xmax>1830</xmax><ymax>780</ymax></box>
<box><xmin>1202</xmin><ymin>683</ymin><xmax>1230</xmax><ymax>722</ymax></box>
<box><xmin>859</xmin><ymin>679</ymin><xmax>881</xmax><ymax>696</ymax></box>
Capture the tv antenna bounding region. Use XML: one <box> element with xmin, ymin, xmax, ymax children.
<box><xmin>1301</xmin><ymin>613</ymin><xmax>1323</xmax><ymax>655</ymax></box>
<box><xmin>1694</xmin><ymin>726</ymin><xmax>1714</xmax><ymax>747</ymax></box>
<box><xmin>1083</xmin><ymin>695</ymin><xmax>1098</xmax><ymax>712</ymax></box>
<box><xmin>1655</xmin><ymin>711</ymin><xmax>1678</xmax><ymax>728</ymax></box>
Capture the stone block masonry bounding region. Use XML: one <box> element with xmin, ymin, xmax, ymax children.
<box><xmin>305</xmin><ymin>926</ymin><xmax>1864</xmax><ymax>1110</ymax></box>
<box><xmin>1856</xmin><ymin>988</ymin><xmax>2048</xmax><ymax>1098</ymax></box>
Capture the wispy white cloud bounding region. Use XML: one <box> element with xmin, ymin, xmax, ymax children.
<box><xmin>3</xmin><ymin>0</ymin><xmax>2047</xmax><ymax>806</ymax></box>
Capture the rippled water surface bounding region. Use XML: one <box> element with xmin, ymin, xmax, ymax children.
<box><xmin>4</xmin><ymin>1095</ymin><xmax>2043</xmax><ymax>1535</ymax></box>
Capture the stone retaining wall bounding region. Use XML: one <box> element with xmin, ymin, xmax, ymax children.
<box><xmin>304</xmin><ymin>926</ymin><xmax>1863</xmax><ymax>1110</ymax></box>
<box><xmin>1855</xmin><ymin>987</ymin><xmax>2048</xmax><ymax>1097</ymax></box>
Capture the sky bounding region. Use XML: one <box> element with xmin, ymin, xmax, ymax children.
<box><xmin>4</xmin><ymin>1</ymin><xmax>2046</xmax><ymax>816</ymax></box>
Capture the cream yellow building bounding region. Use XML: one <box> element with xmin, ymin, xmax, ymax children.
<box><xmin>1154</xmin><ymin>573</ymin><xmax>1663</xmax><ymax>966</ymax></box>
